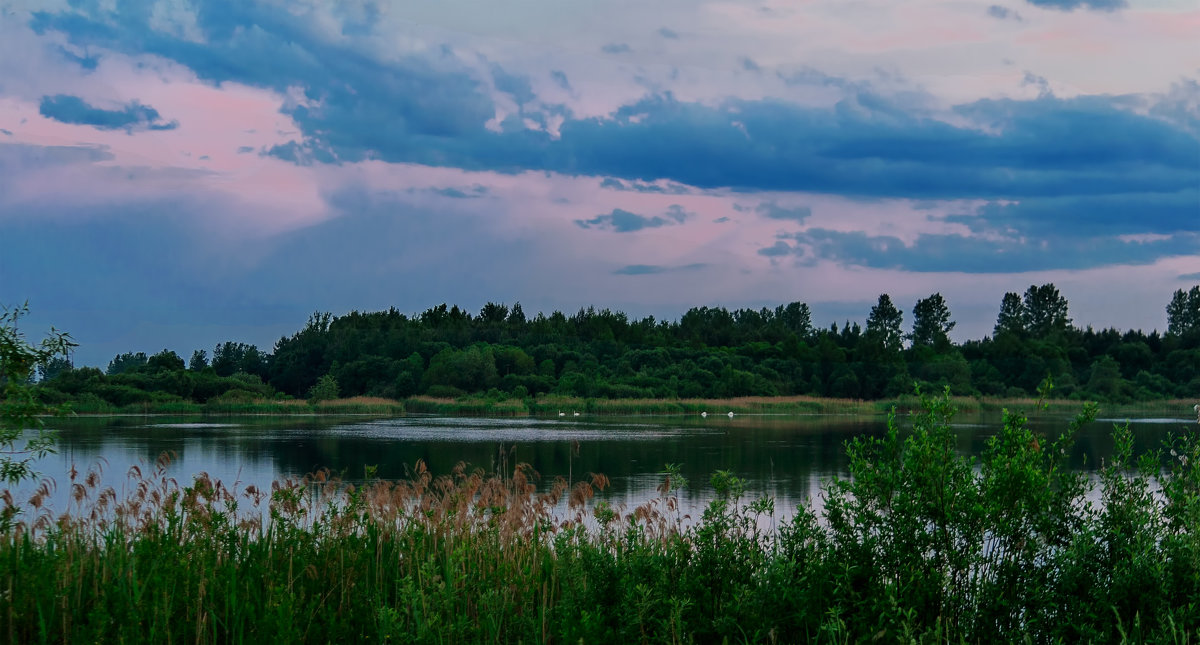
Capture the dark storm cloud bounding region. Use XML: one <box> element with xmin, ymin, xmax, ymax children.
<box><xmin>38</xmin><ymin>94</ymin><xmax>177</xmax><ymax>132</ymax></box>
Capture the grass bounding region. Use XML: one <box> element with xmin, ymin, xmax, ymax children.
<box><xmin>2</xmin><ymin>391</ymin><xmax>1199</xmax><ymax>643</ymax></box>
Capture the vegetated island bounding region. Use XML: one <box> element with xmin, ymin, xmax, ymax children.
<box><xmin>31</xmin><ymin>283</ymin><xmax>1200</xmax><ymax>416</ymax></box>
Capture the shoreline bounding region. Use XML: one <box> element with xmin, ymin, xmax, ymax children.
<box><xmin>48</xmin><ymin>393</ymin><xmax>1196</xmax><ymax>420</ymax></box>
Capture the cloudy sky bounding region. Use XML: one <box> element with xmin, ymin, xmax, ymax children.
<box><xmin>1</xmin><ymin>0</ymin><xmax>1197</xmax><ymax>367</ymax></box>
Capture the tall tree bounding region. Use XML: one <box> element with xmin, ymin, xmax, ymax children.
<box><xmin>189</xmin><ymin>349</ymin><xmax>209</xmax><ymax>371</ymax></box>
<box><xmin>775</xmin><ymin>301</ymin><xmax>813</xmax><ymax>338</ymax></box>
<box><xmin>994</xmin><ymin>292</ymin><xmax>1025</xmax><ymax>337</ymax></box>
<box><xmin>1166</xmin><ymin>285</ymin><xmax>1200</xmax><ymax>336</ymax></box>
<box><xmin>909</xmin><ymin>293</ymin><xmax>955</xmax><ymax>349</ymax></box>
<box><xmin>1023</xmin><ymin>284</ymin><xmax>1070</xmax><ymax>337</ymax></box>
<box><xmin>865</xmin><ymin>294</ymin><xmax>905</xmax><ymax>353</ymax></box>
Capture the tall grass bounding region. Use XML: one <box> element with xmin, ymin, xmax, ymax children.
<box><xmin>2</xmin><ymin>390</ymin><xmax>1198</xmax><ymax>643</ymax></box>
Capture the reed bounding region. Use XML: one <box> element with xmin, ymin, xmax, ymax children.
<box><xmin>2</xmin><ymin>391</ymin><xmax>1198</xmax><ymax>643</ymax></box>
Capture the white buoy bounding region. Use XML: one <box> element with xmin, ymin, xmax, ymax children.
<box><xmin>727</xmin><ymin>411</ymin><xmax>735</xmax><ymax>418</ymax></box>
<box><xmin>701</xmin><ymin>411</ymin><xmax>708</xmax><ymax>418</ymax></box>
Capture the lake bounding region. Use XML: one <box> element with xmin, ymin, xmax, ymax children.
<box><xmin>10</xmin><ymin>409</ymin><xmax>1198</xmax><ymax>522</ymax></box>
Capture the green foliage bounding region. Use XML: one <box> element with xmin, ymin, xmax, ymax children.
<box><xmin>994</xmin><ymin>291</ymin><xmax>1025</xmax><ymax>337</ymax></box>
<box><xmin>909</xmin><ymin>292</ymin><xmax>955</xmax><ymax>350</ymax></box>
<box><xmin>29</xmin><ymin>285</ymin><xmax>1200</xmax><ymax>409</ymax></box>
<box><xmin>307</xmin><ymin>374</ymin><xmax>339</xmax><ymax>403</ymax></box>
<box><xmin>1167</xmin><ymin>285</ymin><xmax>1200</xmax><ymax>337</ymax></box>
<box><xmin>0</xmin><ymin>303</ymin><xmax>74</xmax><ymax>504</ymax></box>
<box><xmin>3</xmin><ymin>392</ymin><xmax>1198</xmax><ymax>642</ymax></box>
<box><xmin>865</xmin><ymin>293</ymin><xmax>904</xmax><ymax>354</ymax></box>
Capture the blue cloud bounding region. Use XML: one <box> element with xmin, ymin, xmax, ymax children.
<box><xmin>658</xmin><ymin>27</ymin><xmax>679</xmax><ymax>39</ymax></box>
<box><xmin>1178</xmin><ymin>272</ymin><xmax>1200</xmax><ymax>281</ymax></box>
<box><xmin>757</xmin><ymin>241</ymin><xmax>793</xmax><ymax>257</ymax></box>
<box><xmin>741</xmin><ymin>58</ymin><xmax>761</xmax><ymax>73</ymax></box>
<box><xmin>27</xmin><ymin>4</ymin><xmax>1198</xmax><ymax>211</ymax></box>
<box><xmin>986</xmin><ymin>5</ymin><xmax>1022</xmax><ymax>20</ymax></box>
<box><xmin>1025</xmin><ymin>0</ymin><xmax>1125</xmax><ymax>11</ymax></box>
<box><xmin>614</xmin><ymin>263</ymin><xmax>706</xmax><ymax>275</ymax></box>
<box><xmin>941</xmin><ymin>191</ymin><xmax>1200</xmax><ymax>237</ymax></box>
<box><xmin>0</xmin><ymin>129</ymin><xmax>11</xmax><ymax>136</ymax></box>
<box><xmin>601</xmin><ymin>43</ymin><xmax>631</xmax><ymax>54</ymax></box>
<box><xmin>38</xmin><ymin>94</ymin><xmax>177</xmax><ymax>132</ymax></box>
<box><xmin>237</xmin><ymin>145</ymin><xmax>254</xmax><ymax>154</ymax></box>
<box><xmin>550</xmin><ymin>70</ymin><xmax>572</xmax><ymax>91</ymax></box>
<box><xmin>598</xmin><ymin>177</ymin><xmax>690</xmax><ymax>194</ymax></box>
<box><xmin>713</xmin><ymin>216</ymin><xmax>730</xmax><ymax>223</ymax></box>
<box><xmin>756</xmin><ymin>202</ymin><xmax>811</xmax><ymax>223</ymax></box>
<box><xmin>575</xmin><ymin>208</ymin><xmax>683</xmax><ymax>233</ymax></box>
<box><xmin>430</xmin><ymin>185</ymin><xmax>488</xmax><ymax>199</ymax></box>
<box><xmin>56</xmin><ymin>45</ymin><xmax>100</xmax><ymax>69</ymax></box>
<box><xmin>777</xmin><ymin>227</ymin><xmax>1199</xmax><ymax>273</ymax></box>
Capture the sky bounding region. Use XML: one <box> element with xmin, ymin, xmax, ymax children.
<box><xmin>0</xmin><ymin>0</ymin><xmax>1197</xmax><ymax>368</ymax></box>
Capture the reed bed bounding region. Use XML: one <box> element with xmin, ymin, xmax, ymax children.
<box><xmin>4</xmin><ymin>391</ymin><xmax>1199</xmax><ymax>643</ymax></box>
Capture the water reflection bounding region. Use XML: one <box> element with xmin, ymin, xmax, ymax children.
<box><xmin>12</xmin><ymin>411</ymin><xmax>1198</xmax><ymax>521</ymax></box>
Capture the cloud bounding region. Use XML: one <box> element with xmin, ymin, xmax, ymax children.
<box><xmin>713</xmin><ymin>216</ymin><xmax>730</xmax><ymax>223</ymax></box>
<box><xmin>756</xmin><ymin>202</ymin><xmax>811</xmax><ymax>223</ymax></box>
<box><xmin>27</xmin><ymin>7</ymin><xmax>1198</xmax><ymax>202</ymax></box>
<box><xmin>429</xmin><ymin>185</ymin><xmax>488</xmax><ymax>199</ymax></box>
<box><xmin>777</xmin><ymin>227</ymin><xmax>1199</xmax><ymax>273</ymax></box>
<box><xmin>1178</xmin><ymin>272</ymin><xmax>1200</xmax><ymax>281</ymax></box>
<box><xmin>941</xmin><ymin>191</ymin><xmax>1200</xmax><ymax>238</ymax></box>
<box><xmin>1024</xmin><ymin>0</ymin><xmax>1125</xmax><ymax>11</ymax></box>
<box><xmin>614</xmin><ymin>263</ymin><xmax>706</xmax><ymax>275</ymax></box>
<box><xmin>757</xmin><ymin>241</ymin><xmax>794</xmax><ymax>257</ymax></box>
<box><xmin>575</xmin><ymin>207</ymin><xmax>685</xmax><ymax>233</ymax></box>
<box><xmin>986</xmin><ymin>5</ymin><xmax>1022</xmax><ymax>20</ymax></box>
<box><xmin>657</xmin><ymin>27</ymin><xmax>679</xmax><ymax>39</ymax></box>
<box><xmin>550</xmin><ymin>70</ymin><xmax>571</xmax><ymax>91</ymax></box>
<box><xmin>601</xmin><ymin>43</ymin><xmax>631</xmax><ymax>54</ymax></box>
<box><xmin>237</xmin><ymin>146</ymin><xmax>254</xmax><ymax>154</ymax></box>
<box><xmin>598</xmin><ymin>177</ymin><xmax>691</xmax><ymax>194</ymax></box>
<box><xmin>741</xmin><ymin>58</ymin><xmax>761</xmax><ymax>73</ymax></box>
<box><xmin>38</xmin><ymin>94</ymin><xmax>178</xmax><ymax>132</ymax></box>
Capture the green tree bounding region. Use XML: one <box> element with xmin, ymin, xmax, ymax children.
<box><xmin>865</xmin><ymin>294</ymin><xmax>904</xmax><ymax>353</ymax></box>
<box><xmin>106</xmin><ymin>351</ymin><xmax>148</xmax><ymax>375</ymax></box>
<box><xmin>775</xmin><ymin>301</ymin><xmax>813</xmax><ymax>338</ymax></box>
<box><xmin>1023</xmin><ymin>284</ymin><xmax>1070</xmax><ymax>337</ymax></box>
<box><xmin>910</xmin><ymin>293</ymin><xmax>955</xmax><ymax>350</ymax></box>
<box><xmin>308</xmin><ymin>374</ymin><xmax>339</xmax><ymax>403</ymax></box>
<box><xmin>189</xmin><ymin>349</ymin><xmax>209</xmax><ymax>371</ymax></box>
<box><xmin>0</xmin><ymin>303</ymin><xmax>75</xmax><ymax>492</ymax></box>
<box><xmin>145</xmin><ymin>349</ymin><xmax>185</xmax><ymax>373</ymax></box>
<box><xmin>1166</xmin><ymin>285</ymin><xmax>1200</xmax><ymax>336</ymax></box>
<box><xmin>37</xmin><ymin>355</ymin><xmax>72</xmax><ymax>382</ymax></box>
<box><xmin>994</xmin><ymin>292</ymin><xmax>1025</xmax><ymax>337</ymax></box>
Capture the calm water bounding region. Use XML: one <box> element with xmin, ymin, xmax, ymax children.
<box><xmin>10</xmin><ymin>411</ymin><xmax>1198</xmax><ymax>520</ymax></box>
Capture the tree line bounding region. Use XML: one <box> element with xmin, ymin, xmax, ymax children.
<box><xmin>32</xmin><ymin>284</ymin><xmax>1200</xmax><ymax>407</ymax></box>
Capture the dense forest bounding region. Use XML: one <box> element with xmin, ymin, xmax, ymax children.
<box><xmin>31</xmin><ymin>284</ymin><xmax>1200</xmax><ymax>408</ymax></box>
